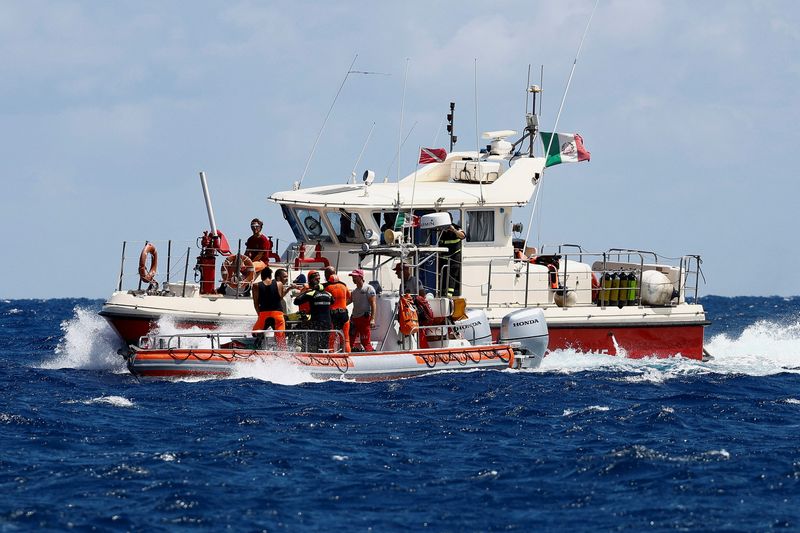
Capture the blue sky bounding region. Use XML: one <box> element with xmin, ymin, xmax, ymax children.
<box><xmin>1</xmin><ymin>1</ymin><xmax>797</xmax><ymax>299</ymax></box>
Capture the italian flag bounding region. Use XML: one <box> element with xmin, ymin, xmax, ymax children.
<box><xmin>540</xmin><ymin>132</ymin><xmax>591</xmax><ymax>167</ymax></box>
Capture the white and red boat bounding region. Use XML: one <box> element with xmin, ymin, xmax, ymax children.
<box><xmin>123</xmin><ymin>243</ymin><xmax>549</xmax><ymax>380</ymax></box>
<box><xmin>102</xmin><ymin>100</ymin><xmax>709</xmax><ymax>360</ymax></box>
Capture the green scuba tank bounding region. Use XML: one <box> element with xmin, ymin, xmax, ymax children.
<box><xmin>609</xmin><ymin>272</ymin><xmax>620</xmax><ymax>307</ymax></box>
<box><xmin>628</xmin><ymin>271</ymin><xmax>639</xmax><ymax>306</ymax></box>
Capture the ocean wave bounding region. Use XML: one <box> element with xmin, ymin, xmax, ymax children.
<box><xmin>64</xmin><ymin>396</ymin><xmax>135</xmax><ymax>408</ymax></box>
<box><xmin>563</xmin><ymin>405</ymin><xmax>610</xmax><ymax>416</ymax></box>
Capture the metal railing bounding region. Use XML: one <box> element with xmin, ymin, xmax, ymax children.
<box><xmin>115</xmin><ymin>239</ymin><xmax>297</xmax><ymax>298</ymax></box>
<box><xmin>480</xmin><ymin>245</ymin><xmax>703</xmax><ymax>309</ymax></box>
<box><xmin>138</xmin><ymin>328</ymin><xmax>347</xmax><ymax>353</ymax></box>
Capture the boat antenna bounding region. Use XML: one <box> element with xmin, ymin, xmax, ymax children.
<box><xmin>393</xmin><ymin>58</ymin><xmax>410</xmax><ymax>217</ymax></box>
<box><xmin>348</xmin><ymin>121</ymin><xmax>376</xmax><ymax>183</ymax></box>
<box><xmin>539</xmin><ymin>65</ymin><xmax>544</xmax><ymax>117</ymax></box>
<box><xmin>409</xmin><ymin>145</ymin><xmax>420</xmax><ymax>219</ymax></box>
<box><xmin>382</xmin><ymin>121</ymin><xmax>418</xmax><ymax>181</ymax></box>
<box><xmin>297</xmin><ymin>55</ymin><xmax>389</xmax><ymax>189</ymax></box>
<box><xmin>297</xmin><ymin>54</ymin><xmax>357</xmax><ymax>189</ymax></box>
<box><xmin>474</xmin><ymin>58</ymin><xmax>485</xmax><ymax>205</ymax></box>
<box><xmin>396</xmin><ymin>58</ymin><xmax>410</xmax><ymax>186</ymax></box>
<box><xmin>431</xmin><ymin>115</ymin><xmax>446</xmax><ymax>148</ymax></box>
<box><xmin>523</xmin><ymin>0</ymin><xmax>598</xmax><ymax>250</ymax></box>
<box><xmin>525</xmin><ymin>64</ymin><xmax>531</xmax><ymax>115</ymax></box>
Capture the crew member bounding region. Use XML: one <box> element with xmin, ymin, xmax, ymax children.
<box><xmin>323</xmin><ymin>266</ymin><xmax>351</xmax><ymax>353</ymax></box>
<box><xmin>252</xmin><ymin>267</ymin><xmax>287</xmax><ymax>348</ymax></box>
<box><xmin>439</xmin><ymin>221</ymin><xmax>465</xmax><ymax>297</ymax></box>
<box><xmin>245</xmin><ymin>218</ymin><xmax>271</xmax><ymax>274</ymax></box>
<box><xmin>394</xmin><ymin>262</ymin><xmax>425</xmax><ymax>297</ymax></box>
<box><xmin>293</xmin><ymin>270</ymin><xmax>334</xmax><ymax>353</ymax></box>
<box><xmin>349</xmin><ymin>269</ymin><xmax>376</xmax><ymax>351</ymax></box>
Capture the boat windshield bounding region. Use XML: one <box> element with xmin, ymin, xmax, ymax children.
<box><xmin>292</xmin><ymin>207</ymin><xmax>334</xmax><ymax>243</ymax></box>
<box><xmin>281</xmin><ymin>205</ymin><xmax>305</xmax><ymax>242</ymax></box>
<box><xmin>327</xmin><ymin>209</ymin><xmax>368</xmax><ymax>244</ymax></box>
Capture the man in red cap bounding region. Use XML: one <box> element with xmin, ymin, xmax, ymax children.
<box><xmin>349</xmin><ymin>269</ymin><xmax>376</xmax><ymax>351</ymax></box>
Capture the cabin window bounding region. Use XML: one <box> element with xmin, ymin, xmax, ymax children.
<box><xmin>281</xmin><ymin>205</ymin><xmax>304</xmax><ymax>242</ymax></box>
<box><xmin>327</xmin><ymin>210</ymin><xmax>368</xmax><ymax>244</ymax></box>
<box><xmin>465</xmin><ymin>210</ymin><xmax>494</xmax><ymax>242</ymax></box>
<box><xmin>293</xmin><ymin>208</ymin><xmax>333</xmax><ymax>243</ymax></box>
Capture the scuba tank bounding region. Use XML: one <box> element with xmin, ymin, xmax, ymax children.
<box><xmin>600</xmin><ymin>273</ymin><xmax>612</xmax><ymax>307</ymax></box>
<box><xmin>628</xmin><ymin>271</ymin><xmax>639</xmax><ymax>306</ymax></box>
<box><xmin>609</xmin><ymin>272</ymin><xmax>620</xmax><ymax>307</ymax></box>
<box><xmin>618</xmin><ymin>272</ymin><xmax>629</xmax><ymax>308</ymax></box>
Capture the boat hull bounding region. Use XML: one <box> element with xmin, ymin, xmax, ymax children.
<box><xmin>102</xmin><ymin>293</ymin><xmax>708</xmax><ymax>360</ymax></box>
<box><xmin>126</xmin><ymin>345</ymin><xmax>520</xmax><ymax>381</ymax></box>
<box><xmin>544</xmin><ymin>321</ymin><xmax>707</xmax><ymax>359</ymax></box>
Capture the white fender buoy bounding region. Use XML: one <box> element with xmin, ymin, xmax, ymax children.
<box><xmin>640</xmin><ymin>270</ymin><xmax>674</xmax><ymax>305</ymax></box>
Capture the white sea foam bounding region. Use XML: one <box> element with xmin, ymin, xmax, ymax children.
<box><xmin>229</xmin><ymin>356</ymin><xmax>320</xmax><ymax>386</ymax></box>
<box><xmin>65</xmin><ymin>396</ymin><xmax>135</xmax><ymax>408</ymax></box>
<box><xmin>563</xmin><ymin>405</ymin><xmax>610</xmax><ymax>416</ymax></box>
<box><xmin>7</xmin><ymin>308</ymin><xmax>21</xmax><ymax>315</ymax></box>
<box><xmin>534</xmin><ymin>315</ymin><xmax>800</xmax><ymax>380</ymax></box>
<box><xmin>41</xmin><ymin>306</ymin><xmax>127</xmax><ymax>371</ymax></box>
<box><xmin>783</xmin><ymin>398</ymin><xmax>800</xmax><ymax>405</ymax></box>
<box><xmin>149</xmin><ymin>314</ymin><xmax>253</xmax><ymax>349</ymax></box>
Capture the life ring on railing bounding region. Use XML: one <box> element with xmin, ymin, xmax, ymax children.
<box><xmin>138</xmin><ymin>243</ymin><xmax>158</xmax><ymax>283</ymax></box>
<box><xmin>221</xmin><ymin>254</ymin><xmax>255</xmax><ymax>290</ymax></box>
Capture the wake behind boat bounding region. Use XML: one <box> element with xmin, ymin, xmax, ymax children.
<box><xmin>102</xmin><ymin>90</ymin><xmax>709</xmax><ymax>360</ymax></box>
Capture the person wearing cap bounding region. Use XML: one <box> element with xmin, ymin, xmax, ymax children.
<box><xmin>293</xmin><ymin>270</ymin><xmax>333</xmax><ymax>353</ymax></box>
<box><xmin>323</xmin><ymin>266</ymin><xmax>352</xmax><ymax>353</ymax></box>
<box><xmin>349</xmin><ymin>269</ymin><xmax>376</xmax><ymax>351</ymax></box>
<box><xmin>394</xmin><ymin>262</ymin><xmax>424</xmax><ymax>296</ymax></box>
<box><xmin>245</xmin><ymin>218</ymin><xmax>271</xmax><ymax>274</ymax></box>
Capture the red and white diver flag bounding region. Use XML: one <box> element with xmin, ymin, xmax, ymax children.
<box><xmin>418</xmin><ymin>147</ymin><xmax>447</xmax><ymax>164</ymax></box>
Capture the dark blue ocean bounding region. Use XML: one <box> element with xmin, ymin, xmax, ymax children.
<box><xmin>2</xmin><ymin>296</ymin><xmax>799</xmax><ymax>531</ymax></box>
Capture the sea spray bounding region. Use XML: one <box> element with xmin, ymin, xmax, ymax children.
<box><xmin>41</xmin><ymin>306</ymin><xmax>126</xmax><ymax>371</ymax></box>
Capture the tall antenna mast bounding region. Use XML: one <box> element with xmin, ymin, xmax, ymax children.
<box><xmin>474</xmin><ymin>58</ymin><xmax>485</xmax><ymax>205</ymax></box>
<box><xmin>395</xmin><ymin>59</ymin><xmax>410</xmax><ymax>210</ymax></box>
<box><xmin>383</xmin><ymin>121</ymin><xmax>418</xmax><ymax>182</ymax></box>
<box><xmin>349</xmin><ymin>122</ymin><xmax>376</xmax><ymax>183</ymax></box>
<box><xmin>524</xmin><ymin>0</ymin><xmax>599</xmax><ymax>250</ymax></box>
<box><xmin>525</xmin><ymin>64</ymin><xmax>531</xmax><ymax>115</ymax></box>
<box><xmin>297</xmin><ymin>54</ymin><xmax>358</xmax><ymax>189</ymax></box>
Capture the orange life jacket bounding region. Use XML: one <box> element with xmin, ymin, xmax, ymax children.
<box><xmin>398</xmin><ymin>294</ymin><xmax>418</xmax><ymax>335</ymax></box>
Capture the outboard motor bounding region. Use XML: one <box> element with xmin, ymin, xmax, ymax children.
<box><xmin>453</xmin><ymin>308</ymin><xmax>492</xmax><ymax>346</ymax></box>
<box><xmin>500</xmin><ymin>308</ymin><xmax>548</xmax><ymax>369</ymax></box>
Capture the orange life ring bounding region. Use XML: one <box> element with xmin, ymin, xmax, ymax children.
<box><xmin>221</xmin><ymin>254</ymin><xmax>255</xmax><ymax>289</ymax></box>
<box><xmin>138</xmin><ymin>243</ymin><xmax>158</xmax><ymax>283</ymax></box>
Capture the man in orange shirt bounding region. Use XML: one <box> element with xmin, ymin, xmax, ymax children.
<box><xmin>323</xmin><ymin>266</ymin><xmax>351</xmax><ymax>352</ymax></box>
